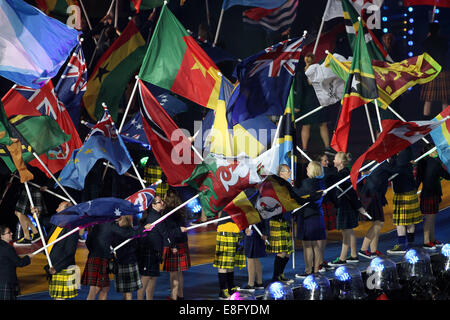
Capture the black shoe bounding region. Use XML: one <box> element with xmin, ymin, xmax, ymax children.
<box><xmin>328</xmin><ymin>258</ymin><xmax>346</xmax><ymax>267</ymax></box>
<box><xmin>254</xmin><ymin>283</ymin><xmax>265</xmax><ymax>290</ymax></box>
<box><xmin>218</xmin><ymin>289</ymin><xmax>230</xmax><ymax>300</ymax></box>
<box><xmin>346</xmin><ymin>256</ymin><xmax>359</xmax><ymax>263</ymax></box>
<box><xmin>295</xmin><ymin>273</ymin><xmax>311</xmax><ymax>279</ymax></box>
<box><xmin>324</xmin><ymin>147</ymin><xmax>337</xmax><ymax>156</ymax></box>
<box><xmin>358</xmin><ymin>250</ymin><xmax>375</xmax><ymax>259</ymax></box>
<box><xmin>14</xmin><ymin>237</ymin><xmax>32</xmax><ymax>246</ymax></box>
<box><xmin>30</xmin><ymin>232</ymin><xmax>41</xmax><ymax>243</ymax></box>
<box><xmin>240</xmin><ymin>284</ymin><xmax>255</xmax><ymax>292</ymax></box>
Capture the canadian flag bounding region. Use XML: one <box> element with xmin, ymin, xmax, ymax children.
<box><xmin>350</xmin><ymin>118</ymin><xmax>448</xmax><ymax>190</ymax></box>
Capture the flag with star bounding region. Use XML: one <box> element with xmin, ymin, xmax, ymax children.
<box><xmin>50</xmin><ymin>197</ymin><xmax>142</xmax><ymax>229</ymax></box>
<box><xmin>120</xmin><ymin>112</ymin><xmax>150</xmax><ymax>148</ymax></box>
<box><xmin>138</xmin><ymin>4</ymin><xmax>224</xmax><ymax>111</ymax></box>
<box><xmin>330</xmin><ymin>18</ymin><xmax>378</xmax><ymax>153</ymax></box>
<box><xmin>82</xmin><ymin>20</ymin><xmax>146</xmax><ymax>121</ymax></box>
<box><xmin>57</xmin><ymin>108</ymin><xmax>133</xmax><ymax>190</ymax></box>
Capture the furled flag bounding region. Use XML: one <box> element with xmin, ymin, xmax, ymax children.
<box><xmin>0</xmin><ymin>0</ymin><xmax>80</xmax><ymax>89</ymax></box>
<box><xmin>138</xmin><ymin>79</ymin><xmax>200</xmax><ymax>186</ymax></box>
<box><xmin>242</xmin><ymin>0</ymin><xmax>299</xmax><ymax>34</ymax></box>
<box><xmin>126</xmin><ymin>185</ymin><xmax>157</xmax><ymax>212</ymax></box>
<box><xmin>223</xmin><ymin>188</ymin><xmax>262</xmax><ymax>231</ymax></box>
<box><xmin>0</xmin><ymin>101</ymin><xmax>34</xmax><ymax>182</ymax></box>
<box><xmin>227</xmin><ymin>35</ymin><xmax>306</xmax><ymax>126</ymax></box>
<box><xmin>403</xmin><ymin>0</ymin><xmax>450</xmax><ymax>8</ymax></box>
<box><xmin>82</xmin><ymin>19</ymin><xmax>146</xmax><ymax>121</ymax></box>
<box><xmin>325</xmin><ymin>52</ymin><xmax>442</xmax><ymax>110</ymax></box>
<box><xmin>54</xmin><ymin>44</ymin><xmax>87</xmax><ymax>127</ymax></box>
<box><xmin>350</xmin><ymin>118</ymin><xmax>448</xmax><ymax>190</ymax></box>
<box><xmin>2</xmin><ymin>81</ymin><xmax>82</xmax><ymax>177</ymax></box>
<box><xmin>35</xmin><ymin>0</ymin><xmax>82</xmax><ymax>29</ymax></box>
<box><xmin>139</xmin><ymin>5</ymin><xmax>224</xmax><ymax>111</ymax></box>
<box><xmin>50</xmin><ymin>197</ymin><xmax>142</xmax><ymax>229</ymax></box>
<box><xmin>330</xmin><ymin>18</ymin><xmax>378</xmax><ymax>153</ymax></box>
<box><xmin>130</xmin><ymin>0</ymin><xmax>167</xmax><ymax>12</ymax></box>
<box><xmin>222</xmin><ymin>0</ymin><xmax>287</xmax><ymax>10</ymax></box>
<box><xmin>57</xmin><ymin>108</ymin><xmax>133</xmax><ymax>190</ymax></box>
<box><xmin>430</xmin><ymin>106</ymin><xmax>450</xmax><ymax>171</ymax></box>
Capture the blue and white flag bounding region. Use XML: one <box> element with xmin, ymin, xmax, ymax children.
<box><xmin>222</xmin><ymin>0</ymin><xmax>287</xmax><ymax>10</ymax></box>
<box><xmin>121</xmin><ymin>112</ymin><xmax>151</xmax><ymax>149</ymax></box>
<box><xmin>0</xmin><ymin>0</ymin><xmax>80</xmax><ymax>89</ymax></box>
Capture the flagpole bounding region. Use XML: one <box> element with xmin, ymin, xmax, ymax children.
<box><xmin>114</xmin><ymin>0</ymin><xmax>119</xmax><ymax>28</ymax></box>
<box><xmin>252</xmin><ymin>224</ymin><xmax>270</xmax><ymax>246</ymax></box>
<box><xmin>186</xmin><ymin>215</ymin><xmax>232</xmax><ymax>231</ymax></box>
<box><xmin>374</xmin><ymin>100</ymin><xmax>383</xmax><ymax>133</ymax></box>
<box><xmin>364</xmin><ymin>104</ymin><xmax>376</xmax><ymax>143</ymax></box>
<box><xmin>0</xmin><ymin>174</ymin><xmax>14</xmax><ymax>206</ymax></box>
<box><xmin>205</xmin><ymin>0</ymin><xmax>211</xmax><ymax>28</ymax></box>
<box><xmin>296</xmin><ymin>146</ymin><xmax>312</xmax><ymax>162</ymax></box>
<box><xmin>24</xmin><ymin>182</ymin><xmax>53</xmax><ymax>268</ymax></box>
<box><xmin>12</xmin><ymin>175</ymin><xmax>71</xmax><ymax>203</ymax></box>
<box><xmin>213</xmin><ymin>9</ymin><xmax>225</xmax><ymax>47</ymax></box>
<box><xmin>387</xmin><ymin>105</ymin><xmax>430</xmax><ymax>144</ymax></box>
<box><xmin>431</xmin><ymin>5</ymin><xmax>436</xmax><ymax>22</ymax></box>
<box><xmin>312</xmin><ymin>0</ymin><xmax>331</xmax><ymax>55</ymax></box>
<box><xmin>294</xmin><ymin>106</ymin><xmax>325</xmax><ymax>123</ymax></box>
<box><xmin>31</xmin><ymin>227</ymin><xmax>81</xmax><ymax>256</ymax></box>
<box><xmin>78</xmin><ymin>0</ymin><xmax>97</xmax><ymax>45</ymax></box>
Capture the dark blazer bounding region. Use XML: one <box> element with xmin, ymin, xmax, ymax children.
<box><xmin>391</xmin><ymin>147</ymin><xmax>416</xmax><ymax>194</ymax></box>
<box><xmin>44</xmin><ymin>226</ymin><xmax>78</xmax><ymax>275</ymax></box>
<box><xmin>0</xmin><ymin>240</ymin><xmax>30</xmax><ymax>285</ymax></box>
<box><xmin>138</xmin><ymin>208</ymin><xmax>173</xmax><ymax>253</ymax></box>
<box><xmin>416</xmin><ymin>156</ymin><xmax>450</xmax><ymax>199</ymax></box>
<box><xmin>328</xmin><ymin>167</ymin><xmax>363</xmax><ymax>211</ymax></box>
<box><xmin>360</xmin><ymin>160</ymin><xmax>396</xmax><ymax>201</ymax></box>
<box><xmin>162</xmin><ymin>210</ymin><xmax>187</xmax><ymax>247</ymax></box>
<box><xmin>293</xmin><ymin>178</ymin><xmax>324</xmax><ymax>219</ymax></box>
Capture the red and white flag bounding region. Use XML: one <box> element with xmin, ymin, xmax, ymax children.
<box><xmin>350</xmin><ymin>118</ymin><xmax>448</xmax><ymax>190</ymax></box>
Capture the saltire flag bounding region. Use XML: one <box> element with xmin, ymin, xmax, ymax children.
<box><xmin>0</xmin><ymin>0</ymin><xmax>80</xmax><ymax>89</ymax></box>
<box><xmin>330</xmin><ymin>18</ymin><xmax>378</xmax><ymax>153</ymax></box>
<box><xmin>223</xmin><ymin>188</ymin><xmax>262</xmax><ymax>231</ymax></box>
<box><xmin>341</xmin><ymin>0</ymin><xmax>391</xmax><ymax>62</ymax></box>
<box><xmin>83</xmin><ymin>19</ymin><xmax>146</xmax><ymax>121</ymax></box>
<box><xmin>139</xmin><ymin>5</ymin><xmax>223</xmax><ymax>111</ymax></box>
<box><xmin>2</xmin><ymin>81</ymin><xmax>82</xmax><ymax>177</ymax></box>
<box><xmin>181</xmin><ymin>152</ymin><xmax>266</xmax><ymax>217</ymax></box>
<box><xmin>126</xmin><ymin>185</ymin><xmax>157</xmax><ymax>212</ymax></box>
<box><xmin>50</xmin><ymin>197</ymin><xmax>141</xmax><ymax>229</ymax></box>
<box><xmin>325</xmin><ymin>52</ymin><xmax>442</xmax><ymax>110</ymax></box>
<box><xmin>222</xmin><ymin>0</ymin><xmax>287</xmax><ymax>10</ymax></box>
<box><xmin>403</xmin><ymin>0</ymin><xmax>450</xmax><ymax>7</ymax></box>
<box><xmin>35</xmin><ymin>0</ymin><xmax>81</xmax><ymax>29</ymax></box>
<box><xmin>57</xmin><ymin>108</ymin><xmax>133</xmax><ymax>190</ymax></box>
<box><xmin>120</xmin><ymin>112</ymin><xmax>150</xmax><ymax>149</ymax></box>
<box><xmin>130</xmin><ymin>0</ymin><xmax>167</xmax><ymax>12</ymax></box>
<box><xmin>430</xmin><ymin>106</ymin><xmax>450</xmax><ymax>171</ymax></box>
<box><xmin>138</xmin><ymin>79</ymin><xmax>200</xmax><ymax>186</ymax></box>
<box><xmin>227</xmin><ymin>35</ymin><xmax>306</xmax><ymax>126</ymax></box>
<box><xmin>242</xmin><ymin>0</ymin><xmax>299</xmax><ymax>34</ymax></box>
<box><xmin>0</xmin><ymin>101</ymin><xmax>34</xmax><ymax>182</ymax></box>
<box><xmin>350</xmin><ymin>118</ymin><xmax>448</xmax><ymax>191</ymax></box>
<box><xmin>54</xmin><ymin>44</ymin><xmax>87</xmax><ymax>128</ymax></box>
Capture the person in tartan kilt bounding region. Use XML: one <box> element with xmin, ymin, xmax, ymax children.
<box><xmin>0</xmin><ymin>224</ymin><xmax>32</xmax><ymax>300</ymax></box>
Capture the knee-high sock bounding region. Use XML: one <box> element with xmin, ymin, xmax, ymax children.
<box><xmin>407</xmin><ymin>232</ymin><xmax>415</xmax><ymax>245</ymax></box>
<box><xmin>280</xmin><ymin>256</ymin><xmax>290</xmax><ymax>275</ymax></box>
<box><xmin>226</xmin><ymin>271</ymin><xmax>235</xmax><ymax>290</ymax></box>
<box><xmin>218</xmin><ymin>273</ymin><xmax>228</xmax><ymax>291</ymax></box>
<box><xmin>272</xmin><ymin>256</ymin><xmax>283</xmax><ymax>280</ymax></box>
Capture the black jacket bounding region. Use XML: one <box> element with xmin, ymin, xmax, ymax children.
<box><xmin>162</xmin><ymin>210</ymin><xmax>187</xmax><ymax>247</ymax></box>
<box><xmin>0</xmin><ymin>240</ymin><xmax>30</xmax><ymax>285</ymax></box>
<box><xmin>293</xmin><ymin>178</ymin><xmax>324</xmax><ymax>219</ymax></box>
<box><xmin>329</xmin><ymin>167</ymin><xmax>363</xmax><ymax>211</ymax></box>
<box><xmin>360</xmin><ymin>160</ymin><xmax>396</xmax><ymax>201</ymax></box>
<box><xmin>391</xmin><ymin>147</ymin><xmax>417</xmax><ymax>194</ymax></box>
<box><xmin>416</xmin><ymin>156</ymin><xmax>450</xmax><ymax>199</ymax></box>
<box><xmin>138</xmin><ymin>208</ymin><xmax>173</xmax><ymax>253</ymax></box>
<box><xmin>43</xmin><ymin>226</ymin><xmax>78</xmax><ymax>275</ymax></box>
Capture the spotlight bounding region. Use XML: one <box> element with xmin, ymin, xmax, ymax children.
<box><xmin>408</xmin><ymin>7</ymin><xmax>413</xmax><ymax>12</ymax></box>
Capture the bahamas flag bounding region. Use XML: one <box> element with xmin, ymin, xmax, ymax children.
<box><xmin>82</xmin><ymin>20</ymin><xmax>146</xmax><ymax>121</ymax></box>
<box><xmin>0</xmin><ymin>0</ymin><xmax>80</xmax><ymax>89</ymax></box>
<box><xmin>430</xmin><ymin>106</ymin><xmax>450</xmax><ymax>171</ymax></box>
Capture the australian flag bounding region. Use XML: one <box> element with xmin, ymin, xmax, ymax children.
<box><xmin>227</xmin><ymin>35</ymin><xmax>306</xmax><ymax>126</ymax></box>
<box><xmin>125</xmin><ymin>185</ymin><xmax>157</xmax><ymax>212</ymax></box>
<box><xmin>54</xmin><ymin>44</ymin><xmax>87</xmax><ymax>127</ymax></box>
<box><xmin>121</xmin><ymin>112</ymin><xmax>150</xmax><ymax>149</ymax></box>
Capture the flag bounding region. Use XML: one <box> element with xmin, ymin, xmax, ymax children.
<box><xmin>350</xmin><ymin>118</ymin><xmax>448</xmax><ymax>190</ymax></box>
<box><xmin>227</xmin><ymin>35</ymin><xmax>306</xmax><ymax>126</ymax></box>
<box><xmin>120</xmin><ymin>112</ymin><xmax>150</xmax><ymax>149</ymax></box>
<box><xmin>83</xmin><ymin>20</ymin><xmax>146</xmax><ymax>121</ymax></box>
<box><xmin>325</xmin><ymin>52</ymin><xmax>442</xmax><ymax>109</ymax></box>
<box><xmin>54</xmin><ymin>44</ymin><xmax>87</xmax><ymax>127</ymax></box>
<box><xmin>0</xmin><ymin>0</ymin><xmax>80</xmax><ymax>89</ymax></box>
<box><xmin>276</xmin><ymin>84</ymin><xmax>297</xmax><ymax>172</ymax></box>
<box><xmin>197</xmin><ymin>39</ymin><xmax>239</xmax><ymax>65</ymax></box>
<box><xmin>341</xmin><ymin>0</ymin><xmax>391</xmax><ymax>62</ymax></box>
<box><xmin>57</xmin><ymin>109</ymin><xmax>133</xmax><ymax>190</ymax></box>
<box><xmin>223</xmin><ymin>189</ymin><xmax>261</xmax><ymax>231</ymax></box>
<box><xmin>125</xmin><ymin>185</ymin><xmax>157</xmax><ymax>212</ymax></box>
<box><xmin>403</xmin><ymin>0</ymin><xmax>450</xmax><ymax>7</ymax></box>
<box><xmin>139</xmin><ymin>5</ymin><xmax>223</xmax><ymax>111</ymax></box>
<box><xmin>430</xmin><ymin>106</ymin><xmax>450</xmax><ymax>171</ymax></box>
<box><xmin>0</xmin><ymin>101</ymin><xmax>34</xmax><ymax>182</ymax></box>
<box><xmin>2</xmin><ymin>81</ymin><xmax>83</xmax><ymax>177</ymax></box>
<box><xmin>35</xmin><ymin>0</ymin><xmax>81</xmax><ymax>29</ymax></box>
<box><xmin>330</xmin><ymin>19</ymin><xmax>378</xmax><ymax>153</ymax></box>
<box><xmin>222</xmin><ymin>0</ymin><xmax>287</xmax><ymax>10</ymax></box>
<box><xmin>242</xmin><ymin>0</ymin><xmax>299</xmax><ymax>33</ymax></box>
<box><xmin>130</xmin><ymin>0</ymin><xmax>167</xmax><ymax>12</ymax></box>
<box><xmin>181</xmin><ymin>152</ymin><xmax>265</xmax><ymax>217</ymax></box>
<box><xmin>305</xmin><ymin>53</ymin><xmax>346</xmax><ymax>106</ymax></box>
<box><xmin>300</xmin><ymin>23</ymin><xmax>346</xmax><ymax>63</ymax></box>
<box><xmin>323</xmin><ymin>0</ymin><xmax>344</xmax><ymax>21</ymax></box>
<box><xmin>138</xmin><ymin>80</ymin><xmax>200</xmax><ymax>186</ymax></box>
<box><xmin>50</xmin><ymin>197</ymin><xmax>141</xmax><ymax>229</ymax></box>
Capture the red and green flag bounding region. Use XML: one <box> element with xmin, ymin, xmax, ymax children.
<box><xmin>139</xmin><ymin>4</ymin><xmax>223</xmax><ymax>110</ymax></box>
<box><xmin>130</xmin><ymin>0</ymin><xmax>168</xmax><ymax>12</ymax></box>
<box><xmin>331</xmin><ymin>18</ymin><xmax>378</xmax><ymax>153</ymax></box>
<box><xmin>83</xmin><ymin>20</ymin><xmax>146</xmax><ymax>121</ymax></box>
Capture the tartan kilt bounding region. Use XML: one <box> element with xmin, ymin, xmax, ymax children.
<box><xmin>49</xmin><ymin>267</ymin><xmax>78</xmax><ymax>299</ymax></box>
<box><xmin>138</xmin><ymin>250</ymin><xmax>162</xmax><ymax>277</ymax></box>
<box><xmin>322</xmin><ymin>201</ymin><xmax>337</xmax><ymax>231</ymax></box>
<box><xmin>143</xmin><ymin>165</ymin><xmax>169</xmax><ymax>198</ymax></box>
<box><xmin>15</xmin><ymin>188</ymin><xmax>46</xmax><ymax>215</ymax></box>
<box><xmin>162</xmin><ymin>242</ymin><xmax>191</xmax><ymax>272</ymax></box>
<box><xmin>420</xmin><ymin>70</ymin><xmax>450</xmax><ymax>103</ymax></box>
<box><xmin>336</xmin><ymin>208</ymin><xmax>359</xmax><ymax>230</ymax></box>
<box><xmin>360</xmin><ymin>193</ymin><xmax>385</xmax><ymax>222</ymax></box>
<box><xmin>81</xmin><ymin>257</ymin><xmax>110</xmax><ymax>288</ymax></box>
<box><xmin>393</xmin><ymin>191</ymin><xmax>422</xmax><ymax>225</ymax></box>
<box><xmin>213</xmin><ymin>232</ymin><xmax>246</xmax><ymax>269</ymax></box>
<box><xmin>0</xmin><ymin>282</ymin><xmax>19</xmax><ymax>300</ymax></box>
<box><xmin>420</xmin><ymin>195</ymin><xmax>441</xmax><ymax>215</ymax></box>
<box><xmin>114</xmin><ymin>263</ymin><xmax>142</xmax><ymax>293</ymax></box>
<box><xmin>265</xmin><ymin>220</ymin><xmax>293</xmax><ymax>254</ymax></box>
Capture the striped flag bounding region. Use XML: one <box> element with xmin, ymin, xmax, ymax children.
<box><xmin>242</xmin><ymin>0</ymin><xmax>299</xmax><ymax>33</ymax></box>
<box><xmin>223</xmin><ymin>189</ymin><xmax>261</xmax><ymax>231</ymax></box>
<box><xmin>430</xmin><ymin>106</ymin><xmax>450</xmax><ymax>171</ymax></box>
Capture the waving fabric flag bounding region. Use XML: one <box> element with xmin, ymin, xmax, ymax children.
<box><xmin>57</xmin><ymin>109</ymin><xmax>133</xmax><ymax>190</ymax></box>
<box><xmin>403</xmin><ymin>0</ymin><xmax>450</xmax><ymax>7</ymax></box>
<box><xmin>2</xmin><ymin>81</ymin><xmax>82</xmax><ymax>177</ymax></box>
<box><xmin>0</xmin><ymin>0</ymin><xmax>80</xmax><ymax>89</ymax></box>
<box><xmin>130</xmin><ymin>0</ymin><xmax>167</xmax><ymax>12</ymax></box>
<box><xmin>35</xmin><ymin>0</ymin><xmax>81</xmax><ymax>29</ymax></box>
<box><xmin>54</xmin><ymin>44</ymin><xmax>87</xmax><ymax>127</ymax></box>
<box><xmin>223</xmin><ymin>189</ymin><xmax>261</xmax><ymax>231</ymax></box>
<box><xmin>430</xmin><ymin>106</ymin><xmax>450</xmax><ymax>171</ymax></box>
<box><xmin>120</xmin><ymin>112</ymin><xmax>150</xmax><ymax>149</ymax></box>
<box><xmin>227</xmin><ymin>35</ymin><xmax>306</xmax><ymax>126</ymax></box>
<box><xmin>125</xmin><ymin>185</ymin><xmax>157</xmax><ymax>212</ymax></box>
<box><xmin>242</xmin><ymin>0</ymin><xmax>298</xmax><ymax>33</ymax></box>
<box><xmin>139</xmin><ymin>5</ymin><xmax>223</xmax><ymax>111</ymax></box>
<box><xmin>222</xmin><ymin>0</ymin><xmax>287</xmax><ymax>10</ymax></box>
